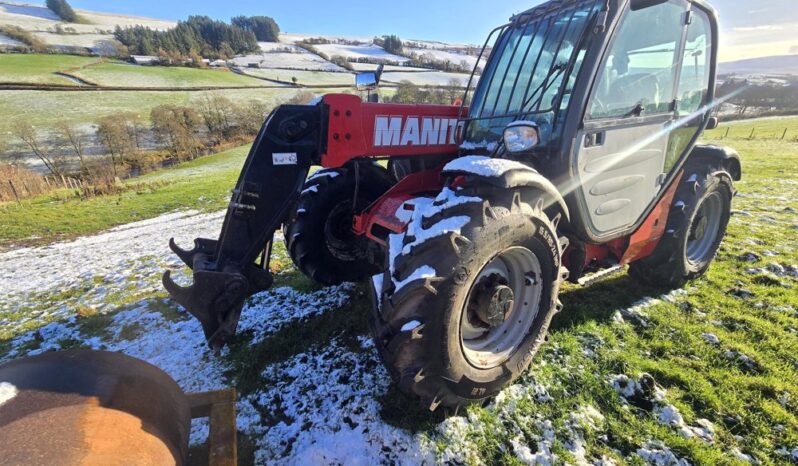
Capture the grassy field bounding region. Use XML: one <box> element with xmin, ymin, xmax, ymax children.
<box><xmin>0</xmin><ymin>145</ymin><xmax>249</xmax><ymax>248</ymax></box>
<box><xmin>0</xmin><ymin>54</ymin><xmax>98</xmax><ymax>85</ymax></box>
<box><xmin>0</xmin><ymin>117</ymin><xmax>796</xmax><ymax>464</ymax></box>
<box><xmin>0</xmin><ymin>54</ymin><xmax>275</xmax><ymax>88</ymax></box>
<box><xmin>70</xmin><ymin>61</ymin><xmax>271</xmax><ymax>88</ymax></box>
<box><xmin>0</xmin><ymin>87</ymin><xmax>324</xmax><ymax>134</ymax></box>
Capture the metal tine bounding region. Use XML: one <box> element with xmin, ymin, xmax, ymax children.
<box><xmin>486</xmin><ymin>13</ymin><xmax>537</xmax><ymax>118</ymax></box>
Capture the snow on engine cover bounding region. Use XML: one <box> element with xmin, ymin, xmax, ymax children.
<box><xmin>321</xmin><ymin>94</ymin><xmax>465</xmax><ymax>167</ymax></box>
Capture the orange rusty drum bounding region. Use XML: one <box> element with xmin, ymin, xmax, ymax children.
<box><xmin>0</xmin><ymin>350</ymin><xmax>191</xmax><ymax>466</ymax></box>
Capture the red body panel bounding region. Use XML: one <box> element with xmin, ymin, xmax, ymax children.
<box><xmin>352</xmin><ymin>165</ymin><xmax>446</xmax><ymax>246</ymax></box>
<box><xmin>326</xmin><ymin>95</ymin><xmax>680</xmax><ymax>276</ymax></box>
<box><xmin>619</xmin><ymin>171</ymin><xmax>684</xmax><ymax>265</ymax></box>
<box><xmin>321</xmin><ymin>94</ymin><xmax>464</xmax><ymax>167</ymax></box>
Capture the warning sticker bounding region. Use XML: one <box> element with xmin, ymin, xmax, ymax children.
<box><xmin>272</xmin><ymin>153</ymin><xmax>298</xmax><ymax>165</ymax></box>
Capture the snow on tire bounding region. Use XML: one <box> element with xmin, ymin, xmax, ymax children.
<box><xmin>369</xmin><ymin>181</ymin><xmax>565</xmax><ymax>411</ymax></box>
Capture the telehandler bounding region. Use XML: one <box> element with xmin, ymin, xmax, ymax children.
<box><xmin>164</xmin><ymin>0</ymin><xmax>740</xmax><ymax>410</ymax></box>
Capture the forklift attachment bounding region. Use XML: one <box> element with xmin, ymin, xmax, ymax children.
<box><xmin>162</xmin><ymin>103</ymin><xmax>324</xmax><ymax>352</ymax></box>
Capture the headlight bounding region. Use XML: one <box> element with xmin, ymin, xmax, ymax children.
<box><xmin>503</xmin><ymin>122</ymin><xmax>540</xmax><ymax>153</ymax></box>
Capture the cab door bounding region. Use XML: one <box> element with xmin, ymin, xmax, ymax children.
<box><xmin>573</xmin><ymin>0</ymin><xmax>690</xmax><ymax>239</ymax></box>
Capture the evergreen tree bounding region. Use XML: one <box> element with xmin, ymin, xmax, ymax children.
<box><xmin>46</xmin><ymin>0</ymin><xmax>78</xmax><ymax>22</ymax></box>
<box><xmin>231</xmin><ymin>16</ymin><xmax>280</xmax><ymax>42</ymax></box>
<box><xmin>381</xmin><ymin>35</ymin><xmax>403</xmax><ymax>54</ymax></box>
<box><xmin>114</xmin><ymin>16</ymin><xmax>259</xmax><ymax>60</ymax></box>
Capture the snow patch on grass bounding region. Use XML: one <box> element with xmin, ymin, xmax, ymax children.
<box><xmin>0</xmin><ymin>210</ymin><xmax>225</xmax><ymax>336</ymax></box>
<box><xmin>636</xmin><ymin>441</ymin><xmax>691</xmax><ymax>466</ymax></box>
<box><xmin>240</xmin><ymin>337</ymin><xmax>430</xmax><ymax>464</ymax></box>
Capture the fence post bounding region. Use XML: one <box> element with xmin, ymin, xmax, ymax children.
<box><xmin>749</xmin><ymin>128</ymin><xmax>755</xmax><ymax>140</ymax></box>
<box><xmin>724</xmin><ymin>127</ymin><xmax>730</xmax><ymax>139</ymax></box>
<box><xmin>782</xmin><ymin>128</ymin><xmax>788</xmax><ymax>140</ymax></box>
<box><xmin>44</xmin><ymin>177</ymin><xmax>51</xmax><ymax>188</ymax></box>
<box><xmin>60</xmin><ymin>174</ymin><xmax>67</xmax><ymax>188</ymax></box>
<box><xmin>8</xmin><ymin>180</ymin><xmax>21</xmax><ymax>205</ymax></box>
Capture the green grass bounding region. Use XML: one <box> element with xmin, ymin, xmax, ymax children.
<box><xmin>0</xmin><ymin>116</ymin><xmax>796</xmax><ymax>464</ymax></box>
<box><xmin>0</xmin><ymin>145</ymin><xmax>249</xmax><ymax>248</ymax></box>
<box><xmin>0</xmin><ymin>53</ymin><xmax>98</xmax><ymax>85</ymax></box>
<box><xmin>0</xmin><ymin>87</ymin><xmax>315</xmax><ymax>134</ymax></box>
<box><xmin>71</xmin><ymin>61</ymin><xmax>271</xmax><ymax>88</ymax></box>
<box><xmin>706</xmin><ymin>115</ymin><xmax>798</xmax><ymax>141</ymax></box>
<box><xmin>400</xmin><ymin>117</ymin><xmax>798</xmax><ymax>465</ymax></box>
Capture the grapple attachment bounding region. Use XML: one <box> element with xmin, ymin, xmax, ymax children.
<box><xmin>163</xmin><ymin>103</ymin><xmax>324</xmax><ymax>352</ymax></box>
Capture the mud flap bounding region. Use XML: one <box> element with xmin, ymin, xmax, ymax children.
<box><xmin>163</xmin><ymin>103</ymin><xmax>325</xmax><ymax>352</ymax></box>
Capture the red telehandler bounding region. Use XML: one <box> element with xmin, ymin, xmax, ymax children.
<box><xmin>164</xmin><ymin>0</ymin><xmax>740</xmax><ymax>410</ymax></box>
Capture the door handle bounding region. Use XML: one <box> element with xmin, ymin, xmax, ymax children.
<box><xmin>584</xmin><ymin>131</ymin><xmax>606</xmax><ymax>148</ymax></box>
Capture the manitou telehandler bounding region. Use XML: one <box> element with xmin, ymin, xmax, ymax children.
<box><xmin>163</xmin><ymin>0</ymin><xmax>741</xmax><ymax>410</ymax></box>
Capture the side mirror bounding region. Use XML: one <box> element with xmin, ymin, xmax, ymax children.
<box><xmin>630</xmin><ymin>0</ymin><xmax>668</xmax><ymax>11</ymax></box>
<box><xmin>706</xmin><ymin>116</ymin><xmax>719</xmax><ymax>130</ymax></box>
<box><xmin>355</xmin><ymin>72</ymin><xmax>378</xmax><ymax>91</ymax></box>
<box><xmin>355</xmin><ymin>64</ymin><xmax>384</xmax><ymax>92</ymax></box>
<box><xmin>503</xmin><ymin>121</ymin><xmax>540</xmax><ymax>154</ymax></box>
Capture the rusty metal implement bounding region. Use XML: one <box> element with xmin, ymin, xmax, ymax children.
<box><xmin>0</xmin><ymin>350</ymin><xmax>237</xmax><ymax>466</ymax></box>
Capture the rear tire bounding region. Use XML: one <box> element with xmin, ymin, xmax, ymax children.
<box><xmin>369</xmin><ymin>181</ymin><xmax>564</xmax><ymax>410</ymax></box>
<box><xmin>284</xmin><ymin>165</ymin><xmax>392</xmax><ymax>285</ymax></box>
<box><xmin>629</xmin><ymin>160</ymin><xmax>733</xmax><ymax>287</ymax></box>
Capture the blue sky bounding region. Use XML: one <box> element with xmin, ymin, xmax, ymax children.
<box><xmin>61</xmin><ymin>0</ymin><xmax>798</xmax><ymax>60</ymax></box>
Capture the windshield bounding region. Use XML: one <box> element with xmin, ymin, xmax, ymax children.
<box><xmin>463</xmin><ymin>0</ymin><xmax>602</xmax><ymax>149</ymax></box>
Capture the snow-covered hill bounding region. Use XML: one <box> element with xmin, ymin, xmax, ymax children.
<box><xmin>0</xmin><ymin>1</ymin><xmax>479</xmax><ymax>86</ymax></box>
<box><xmin>0</xmin><ymin>1</ymin><xmax>174</xmax><ymax>52</ymax></box>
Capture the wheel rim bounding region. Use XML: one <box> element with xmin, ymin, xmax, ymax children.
<box><xmin>460</xmin><ymin>247</ymin><xmax>543</xmax><ymax>369</ymax></box>
<box><xmin>324</xmin><ymin>201</ymin><xmax>366</xmax><ymax>262</ymax></box>
<box><xmin>686</xmin><ymin>191</ymin><xmax>724</xmax><ymax>265</ymax></box>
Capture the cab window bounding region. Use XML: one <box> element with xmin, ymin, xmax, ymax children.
<box><xmin>677</xmin><ymin>8</ymin><xmax>712</xmax><ymax>115</ymax></box>
<box><xmin>588</xmin><ymin>1</ymin><xmax>688</xmax><ymax>119</ymax></box>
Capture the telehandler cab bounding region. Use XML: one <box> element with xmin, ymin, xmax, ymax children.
<box><xmin>164</xmin><ymin>0</ymin><xmax>740</xmax><ymax>410</ymax></box>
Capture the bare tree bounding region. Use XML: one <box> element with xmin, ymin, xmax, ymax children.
<box><xmin>286</xmin><ymin>89</ymin><xmax>316</xmax><ymax>105</ymax></box>
<box><xmin>57</xmin><ymin>123</ymin><xmax>89</xmax><ymax>176</ymax></box>
<box><xmin>97</xmin><ymin>115</ymin><xmax>135</xmax><ymax>177</ymax></box>
<box><xmin>446</xmin><ymin>78</ymin><xmax>464</xmax><ymax>104</ymax></box>
<box><xmin>197</xmin><ymin>94</ymin><xmax>235</xmax><ymax>142</ymax></box>
<box><xmin>11</xmin><ymin>121</ymin><xmax>63</xmax><ymax>177</ymax></box>
<box><xmin>233</xmin><ymin>100</ymin><xmax>271</xmax><ymax>136</ymax></box>
<box><xmin>151</xmin><ymin>105</ymin><xmax>203</xmax><ymax>161</ymax></box>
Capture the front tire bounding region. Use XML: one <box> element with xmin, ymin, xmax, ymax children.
<box><xmin>369</xmin><ymin>182</ymin><xmax>564</xmax><ymax>410</ymax></box>
<box><xmin>629</xmin><ymin>160</ymin><xmax>734</xmax><ymax>287</ymax></box>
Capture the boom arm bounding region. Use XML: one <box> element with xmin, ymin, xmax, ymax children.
<box><xmin>163</xmin><ymin>94</ymin><xmax>463</xmax><ymax>352</ymax></box>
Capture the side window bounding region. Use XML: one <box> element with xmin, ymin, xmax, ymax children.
<box><xmin>664</xmin><ymin>7</ymin><xmax>713</xmax><ymax>172</ymax></box>
<box><xmin>588</xmin><ymin>1</ymin><xmax>687</xmax><ymax>119</ymax></box>
<box><xmin>677</xmin><ymin>9</ymin><xmax>712</xmax><ymax>115</ymax></box>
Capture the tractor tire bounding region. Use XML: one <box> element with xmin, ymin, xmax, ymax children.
<box><xmin>284</xmin><ymin>164</ymin><xmax>392</xmax><ymax>285</ymax></box>
<box><xmin>629</xmin><ymin>159</ymin><xmax>734</xmax><ymax>288</ymax></box>
<box><xmin>369</xmin><ymin>182</ymin><xmax>565</xmax><ymax>411</ymax></box>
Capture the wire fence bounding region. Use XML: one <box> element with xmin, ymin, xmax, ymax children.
<box><xmin>709</xmin><ymin>125</ymin><xmax>798</xmax><ymax>141</ymax></box>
